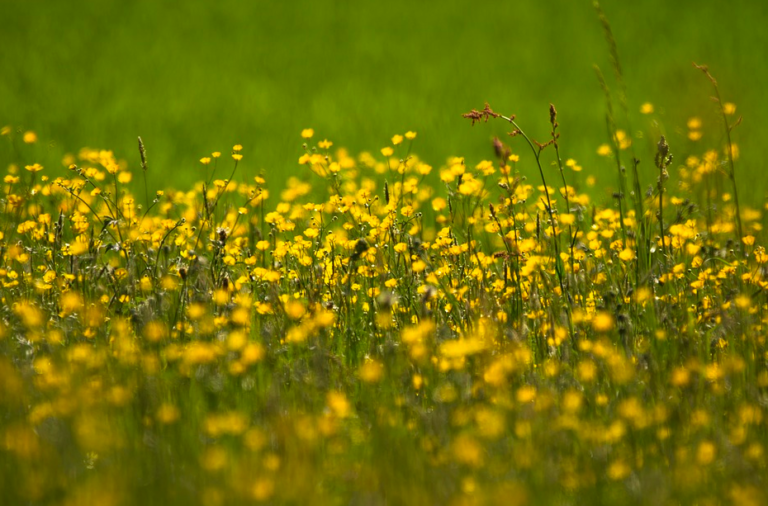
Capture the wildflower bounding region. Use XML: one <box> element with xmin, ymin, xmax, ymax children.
<box><xmin>24</xmin><ymin>163</ymin><xmax>44</xmax><ymax>172</ymax></box>
<box><xmin>697</xmin><ymin>441</ymin><xmax>716</xmax><ymax>465</ymax></box>
<box><xmin>607</xmin><ymin>460</ymin><xmax>630</xmax><ymax>480</ymax></box>
<box><xmin>157</xmin><ymin>404</ymin><xmax>180</xmax><ymax>424</ymax></box>
<box><xmin>597</xmin><ymin>144</ymin><xmax>612</xmax><ymax>156</ymax></box>
<box><xmin>391</xmin><ymin>134</ymin><xmax>403</xmax><ymax>145</ymax></box>
<box><xmin>592</xmin><ymin>312</ymin><xmax>614</xmax><ymax>332</ymax></box>
<box><xmin>614</xmin><ymin>130</ymin><xmax>631</xmax><ymax>150</ymax></box>
<box><xmin>565</xmin><ymin>158</ymin><xmax>582</xmax><ymax>172</ymax></box>
<box><xmin>327</xmin><ymin>391</ymin><xmax>351</xmax><ymax>418</ymax></box>
<box><xmin>301</xmin><ymin>128</ymin><xmax>314</xmax><ymax>139</ymax></box>
<box><xmin>640</xmin><ymin>102</ymin><xmax>654</xmax><ymax>114</ymax></box>
<box><xmin>452</xmin><ymin>434</ymin><xmax>483</xmax><ymax>466</ymax></box>
<box><xmin>23</xmin><ymin>131</ymin><xmax>37</xmax><ymax>143</ymax></box>
<box><xmin>618</xmin><ymin>248</ymin><xmax>635</xmax><ymax>262</ymax></box>
<box><xmin>440</xmin><ymin>338</ymin><xmax>487</xmax><ymax>358</ymax></box>
<box><xmin>358</xmin><ymin>359</ymin><xmax>384</xmax><ymax>383</ymax></box>
<box><xmin>251</xmin><ymin>478</ymin><xmax>275</xmax><ymax>501</ymax></box>
<box><xmin>284</xmin><ymin>300</ymin><xmax>306</xmax><ymax>320</ymax></box>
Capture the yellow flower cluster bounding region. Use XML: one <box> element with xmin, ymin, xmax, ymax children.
<box><xmin>0</xmin><ymin>122</ymin><xmax>766</xmax><ymax>505</ymax></box>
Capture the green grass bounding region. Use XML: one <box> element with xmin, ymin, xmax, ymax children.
<box><xmin>3</xmin><ymin>3</ymin><xmax>768</xmax><ymax>504</ymax></box>
<box><xmin>2</xmin><ymin>0</ymin><xmax>767</xmax><ymax>202</ymax></box>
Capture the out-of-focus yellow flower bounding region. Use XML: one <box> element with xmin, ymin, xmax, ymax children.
<box><xmin>618</xmin><ymin>248</ymin><xmax>635</xmax><ymax>262</ymax></box>
<box><xmin>157</xmin><ymin>403</ymin><xmax>180</xmax><ymax>424</ymax></box>
<box><xmin>592</xmin><ymin>312</ymin><xmax>614</xmax><ymax>332</ymax></box>
<box><xmin>24</xmin><ymin>163</ymin><xmax>44</xmax><ymax>172</ymax></box>
<box><xmin>327</xmin><ymin>391</ymin><xmax>351</xmax><ymax>418</ymax></box>
<box><xmin>358</xmin><ymin>359</ymin><xmax>384</xmax><ymax>383</ymax></box>
<box><xmin>284</xmin><ymin>300</ymin><xmax>306</xmax><ymax>320</ymax></box>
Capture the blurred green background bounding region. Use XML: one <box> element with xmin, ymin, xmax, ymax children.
<box><xmin>2</xmin><ymin>0</ymin><xmax>766</xmax><ymax>203</ymax></box>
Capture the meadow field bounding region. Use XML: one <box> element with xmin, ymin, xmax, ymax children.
<box><xmin>2</xmin><ymin>0</ymin><xmax>768</xmax><ymax>198</ymax></box>
<box><xmin>2</xmin><ymin>1</ymin><xmax>768</xmax><ymax>505</ymax></box>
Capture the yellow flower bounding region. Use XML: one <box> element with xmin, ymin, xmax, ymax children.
<box><xmin>391</xmin><ymin>134</ymin><xmax>403</xmax><ymax>145</ymax></box>
<box><xmin>233</xmin><ymin>144</ymin><xmax>243</xmax><ymax>152</ymax></box>
<box><xmin>157</xmin><ymin>403</ymin><xmax>180</xmax><ymax>424</ymax></box>
<box><xmin>607</xmin><ymin>460</ymin><xmax>630</xmax><ymax>480</ymax></box>
<box><xmin>592</xmin><ymin>312</ymin><xmax>614</xmax><ymax>332</ymax></box>
<box><xmin>358</xmin><ymin>359</ymin><xmax>384</xmax><ymax>383</ymax></box>
<box><xmin>24</xmin><ymin>163</ymin><xmax>44</xmax><ymax>172</ymax></box>
<box><xmin>440</xmin><ymin>338</ymin><xmax>487</xmax><ymax>359</ymax></box>
<box><xmin>614</xmin><ymin>130</ymin><xmax>631</xmax><ymax>150</ymax></box>
<box><xmin>687</xmin><ymin>117</ymin><xmax>702</xmax><ymax>129</ymax></box>
<box><xmin>452</xmin><ymin>434</ymin><xmax>483</xmax><ymax>467</ymax></box>
<box><xmin>284</xmin><ymin>300</ymin><xmax>306</xmax><ymax>320</ymax></box>
<box><xmin>618</xmin><ymin>248</ymin><xmax>635</xmax><ymax>262</ymax></box>
<box><xmin>597</xmin><ymin>144</ymin><xmax>612</xmax><ymax>156</ymax></box>
<box><xmin>380</xmin><ymin>147</ymin><xmax>394</xmax><ymax>157</ymax></box>
<box><xmin>318</xmin><ymin>139</ymin><xmax>333</xmax><ymax>149</ymax></box>
<box><xmin>723</xmin><ymin>102</ymin><xmax>737</xmax><ymax>115</ymax></box>
<box><xmin>301</xmin><ymin>128</ymin><xmax>314</xmax><ymax>139</ymax></box>
<box><xmin>327</xmin><ymin>391</ymin><xmax>351</xmax><ymax>418</ymax></box>
<box><xmin>516</xmin><ymin>385</ymin><xmax>536</xmax><ymax>403</ymax></box>
<box><xmin>640</xmin><ymin>102</ymin><xmax>654</xmax><ymax>114</ymax></box>
<box><xmin>200</xmin><ymin>157</ymin><xmax>211</xmax><ymax>165</ymax></box>
<box><xmin>23</xmin><ymin>131</ymin><xmax>37</xmax><ymax>143</ymax></box>
<box><xmin>697</xmin><ymin>441</ymin><xmax>716</xmax><ymax>465</ymax></box>
<box><xmin>405</xmin><ymin>131</ymin><xmax>417</xmax><ymax>140</ymax></box>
